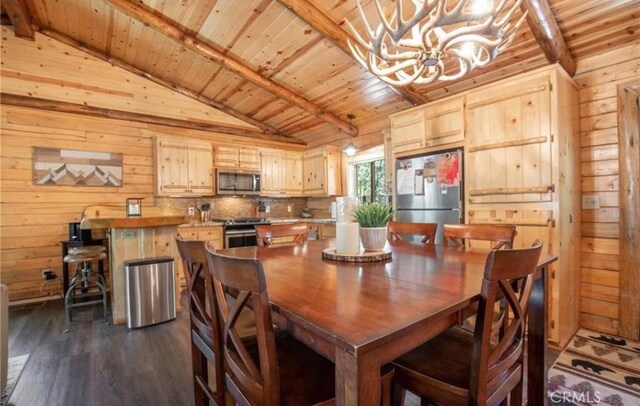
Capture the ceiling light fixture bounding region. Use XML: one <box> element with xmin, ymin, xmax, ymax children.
<box><xmin>343</xmin><ymin>114</ymin><xmax>358</xmax><ymax>157</ymax></box>
<box><xmin>345</xmin><ymin>0</ymin><xmax>528</xmax><ymax>86</ymax></box>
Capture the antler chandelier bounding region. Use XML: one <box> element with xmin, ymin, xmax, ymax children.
<box><xmin>345</xmin><ymin>0</ymin><xmax>528</xmax><ymax>86</ymax></box>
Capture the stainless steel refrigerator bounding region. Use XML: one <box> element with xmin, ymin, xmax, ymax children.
<box><xmin>395</xmin><ymin>149</ymin><xmax>463</xmax><ymax>244</ymax></box>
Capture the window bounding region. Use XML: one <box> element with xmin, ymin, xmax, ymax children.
<box><xmin>355</xmin><ymin>159</ymin><xmax>386</xmax><ymax>204</ymax></box>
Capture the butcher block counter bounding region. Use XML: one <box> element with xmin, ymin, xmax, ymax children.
<box><xmin>80</xmin><ymin>205</ymin><xmax>187</xmax><ymax>325</ymax></box>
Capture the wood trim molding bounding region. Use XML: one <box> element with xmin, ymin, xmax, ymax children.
<box><xmin>276</xmin><ymin>0</ymin><xmax>429</xmax><ymax>107</ymax></box>
<box><xmin>0</xmin><ymin>93</ymin><xmax>306</xmax><ymax>144</ymax></box>
<box><xmin>520</xmin><ymin>0</ymin><xmax>576</xmax><ymax>76</ymax></box>
<box><xmin>37</xmin><ymin>27</ymin><xmax>283</xmax><ymax>137</ymax></box>
<box><xmin>105</xmin><ymin>0</ymin><xmax>358</xmax><ymax>136</ymax></box>
<box><xmin>1</xmin><ymin>0</ymin><xmax>35</xmax><ymax>39</ymax></box>
<box><xmin>617</xmin><ymin>81</ymin><xmax>640</xmax><ymax>340</ymax></box>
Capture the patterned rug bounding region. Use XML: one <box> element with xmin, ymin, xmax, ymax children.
<box><xmin>0</xmin><ymin>354</ymin><xmax>29</xmax><ymax>406</ymax></box>
<box><xmin>548</xmin><ymin>329</ymin><xmax>640</xmax><ymax>405</ymax></box>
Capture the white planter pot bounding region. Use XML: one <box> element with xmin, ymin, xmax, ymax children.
<box><xmin>359</xmin><ymin>226</ymin><xmax>387</xmax><ymax>251</ymax></box>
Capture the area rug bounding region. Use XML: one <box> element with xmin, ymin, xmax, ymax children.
<box><xmin>0</xmin><ymin>354</ymin><xmax>29</xmax><ymax>406</ymax></box>
<box><xmin>548</xmin><ymin>329</ymin><xmax>640</xmax><ymax>405</ymax></box>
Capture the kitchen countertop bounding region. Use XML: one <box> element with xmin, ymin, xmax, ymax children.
<box><xmin>179</xmin><ymin>218</ymin><xmax>335</xmax><ymax>228</ymax></box>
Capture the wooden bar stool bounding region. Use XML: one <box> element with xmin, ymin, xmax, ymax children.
<box><xmin>443</xmin><ymin>224</ymin><xmax>517</xmax><ymax>249</ymax></box>
<box><xmin>63</xmin><ymin>245</ymin><xmax>108</xmax><ymax>325</ymax></box>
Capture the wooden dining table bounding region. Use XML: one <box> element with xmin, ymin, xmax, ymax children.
<box><xmin>217</xmin><ymin>239</ymin><xmax>557</xmax><ymax>406</ymax></box>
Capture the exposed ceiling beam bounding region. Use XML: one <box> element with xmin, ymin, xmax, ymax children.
<box><xmin>106</xmin><ymin>0</ymin><xmax>359</xmax><ymax>136</ymax></box>
<box><xmin>521</xmin><ymin>0</ymin><xmax>576</xmax><ymax>76</ymax></box>
<box><xmin>1</xmin><ymin>0</ymin><xmax>35</xmax><ymax>39</ymax></box>
<box><xmin>277</xmin><ymin>0</ymin><xmax>430</xmax><ymax>106</ymax></box>
<box><xmin>1</xmin><ymin>93</ymin><xmax>305</xmax><ymax>144</ymax></box>
<box><xmin>36</xmin><ymin>27</ymin><xmax>285</xmax><ymax>137</ymax></box>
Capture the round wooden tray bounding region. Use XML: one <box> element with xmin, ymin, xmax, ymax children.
<box><xmin>322</xmin><ymin>247</ymin><xmax>392</xmax><ymax>263</ymax></box>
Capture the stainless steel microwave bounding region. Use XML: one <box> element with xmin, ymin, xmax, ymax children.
<box><xmin>216</xmin><ymin>169</ymin><xmax>261</xmax><ymax>195</ymax></box>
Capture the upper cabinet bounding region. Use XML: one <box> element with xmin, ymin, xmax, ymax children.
<box><xmin>154</xmin><ymin>137</ymin><xmax>214</xmax><ymax>196</ymax></box>
<box><xmin>261</xmin><ymin>150</ymin><xmax>285</xmax><ymax>196</ymax></box>
<box><xmin>283</xmin><ymin>152</ymin><xmax>304</xmax><ymax>196</ymax></box>
<box><xmin>303</xmin><ymin>146</ymin><xmax>342</xmax><ymax>196</ymax></box>
<box><xmin>390</xmin><ymin>96</ymin><xmax>464</xmax><ymax>156</ymax></box>
<box><xmin>465</xmin><ymin>76</ymin><xmax>552</xmax><ymax>204</ymax></box>
<box><xmin>214</xmin><ymin>146</ymin><xmax>260</xmax><ymax>170</ymax></box>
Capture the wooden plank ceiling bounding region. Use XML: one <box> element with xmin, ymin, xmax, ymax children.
<box><xmin>8</xmin><ymin>0</ymin><xmax>640</xmax><ymax>145</ymax></box>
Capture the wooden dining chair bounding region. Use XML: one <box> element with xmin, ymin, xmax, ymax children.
<box><xmin>175</xmin><ymin>236</ymin><xmax>225</xmax><ymax>406</ymax></box>
<box><xmin>443</xmin><ymin>224</ymin><xmax>517</xmax><ymax>249</ymax></box>
<box><xmin>391</xmin><ymin>241</ymin><xmax>543</xmax><ymax>406</ymax></box>
<box><xmin>387</xmin><ymin>221</ymin><xmax>438</xmax><ymax>244</ymax></box>
<box><xmin>255</xmin><ymin>223</ymin><xmax>307</xmax><ymax>247</ymax></box>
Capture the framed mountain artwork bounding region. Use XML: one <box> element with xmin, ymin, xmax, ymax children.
<box><xmin>33</xmin><ymin>147</ymin><xmax>123</xmax><ymax>187</ymax></box>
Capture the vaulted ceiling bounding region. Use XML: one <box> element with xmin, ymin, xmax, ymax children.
<box><xmin>3</xmin><ymin>0</ymin><xmax>639</xmax><ymax>146</ymax></box>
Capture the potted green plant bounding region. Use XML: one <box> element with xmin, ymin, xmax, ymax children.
<box><xmin>353</xmin><ymin>202</ymin><xmax>393</xmax><ymax>251</ymax></box>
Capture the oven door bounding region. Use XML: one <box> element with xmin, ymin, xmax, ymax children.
<box><xmin>224</xmin><ymin>229</ymin><xmax>258</xmax><ymax>248</ymax></box>
<box><xmin>217</xmin><ymin>170</ymin><xmax>260</xmax><ymax>195</ymax></box>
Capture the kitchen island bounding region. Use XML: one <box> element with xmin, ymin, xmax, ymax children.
<box><xmin>81</xmin><ymin>205</ymin><xmax>187</xmax><ymax>324</ymax></box>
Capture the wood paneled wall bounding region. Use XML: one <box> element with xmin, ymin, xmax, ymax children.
<box><xmin>0</xmin><ymin>32</ymin><xmax>300</xmax><ymax>302</ymax></box>
<box><xmin>575</xmin><ymin>43</ymin><xmax>640</xmax><ymax>334</ymax></box>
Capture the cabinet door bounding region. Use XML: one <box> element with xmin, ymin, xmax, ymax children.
<box><xmin>303</xmin><ymin>151</ymin><xmax>326</xmax><ymax>195</ymax></box>
<box><xmin>424</xmin><ymin>97</ymin><xmax>464</xmax><ymax>147</ymax></box>
<box><xmin>283</xmin><ymin>154</ymin><xmax>303</xmax><ymax>195</ymax></box>
<box><xmin>156</xmin><ymin>139</ymin><xmax>189</xmax><ymax>194</ymax></box>
<box><xmin>238</xmin><ymin>147</ymin><xmax>260</xmax><ymax>170</ymax></box>
<box><xmin>391</xmin><ymin>111</ymin><xmax>425</xmax><ymax>154</ymax></box>
<box><xmin>177</xmin><ymin>228</ymin><xmax>199</xmax><ymax>240</ymax></box>
<box><xmin>214</xmin><ymin>146</ymin><xmax>239</xmax><ymax>167</ymax></box>
<box><xmin>466</xmin><ymin>76</ymin><xmax>552</xmax><ymax>203</ymax></box>
<box><xmin>261</xmin><ymin>152</ymin><xmax>284</xmax><ymax>196</ymax></box>
<box><xmin>188</xmin><ymin>142</ymin><xmax>214</xmax><ymax>194</ymax></box>
<box><xmin>197</xmin><ymin>227</ymin><xmax>223</xmax><ymax>249</ymax></box>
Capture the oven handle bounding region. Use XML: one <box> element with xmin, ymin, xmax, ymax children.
<box><xmin>224</xmin><ymin>229</ymin><xmax>257</xmax><ymax>236</ymax></box>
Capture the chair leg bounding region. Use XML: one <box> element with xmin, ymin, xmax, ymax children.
<box><xmin>509</xmin><ymin>375</ymin><xmax>523</xmax><ymax>406</ymax></box>
<box><xmin>392</xmin><ymin>383</ymin><xmax>405</xmax><ymax>406</ymax></box>
<box><xmin>192</xmin><ymin>343</ymin><xmax>208</xmax><ymax>406</ymax></box>
<box><xmin>419</xmin><ymin>395</ymin><xmax>431</xmax><ymax>406</ymax></box>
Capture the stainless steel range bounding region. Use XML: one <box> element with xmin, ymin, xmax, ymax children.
<box><xmin>214</xmin><ymin>217</ymin><xmax>271</xmax><ymax>248</ymax></box>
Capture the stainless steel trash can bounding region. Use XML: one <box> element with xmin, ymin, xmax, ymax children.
<box><xmin>124</xmin><ymin>256</ymin><xmax>176</xmax><ymax>329</ymax></box>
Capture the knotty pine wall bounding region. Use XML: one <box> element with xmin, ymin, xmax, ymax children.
<box><xmin>574</xmin><ymin>43</ymin><xmax>639</xmax><ymax>335</ymax></box>
<box><xmin>0</xmin><ymin>31</ymin><xmax>301</xmax><ymax>302</ymax></box>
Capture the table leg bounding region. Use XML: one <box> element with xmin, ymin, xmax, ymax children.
<box><xmin>335</xmin><ymin>347</ymin><xmax>380</xmax><ymax>406</ymax></box>
<box><xmin>527</xmin><ymin>264</ymin><xmax>549</xmax><ymax>406</ymax></box>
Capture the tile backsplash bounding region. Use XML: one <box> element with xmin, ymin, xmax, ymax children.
<box><xmin>155</xmin><ymin>196</ymin><xmax>309</xmax><ymax>221</ymax></box>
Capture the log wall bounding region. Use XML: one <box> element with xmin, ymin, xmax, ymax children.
<box><xmin>0</xmin><ymin>30</ymin><xmax>298</xmax><ymax>301</ymax></box>
<box><xmin>574</xmin><ymin>43</ymin><xmax>640</xmax><ymax>334</ymax></box>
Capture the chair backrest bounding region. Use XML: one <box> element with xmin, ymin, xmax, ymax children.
<box><xmin>255</xmin><ymin>223</ymin><xmax>307</xmax><ymax>247</ymax></box>
<box><xmin>469</xmin><ymin>240</ymin><xmax>543</xmax><ymax>404</ymax></box>
<box><xmin>205</xmin><ymin>247</ymin><xmax>280</xmax><ymax>406</ymax></box>
<box><xmin>387</xmin><ymin>221</ymin><xmax>438</xmax><ymax>244</ymax></box>
<box><xmin>443</xmin><ymin>224</ymin><xmax>517</xmax><ymax>249</ymax></box>
<box><xmin>175</xmin><ymin>236</ymin><xmax>223</xmax><ymax>405</ymax></box>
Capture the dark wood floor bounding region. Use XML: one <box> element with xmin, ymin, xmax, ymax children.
<box><xmin>7</xmin><ymin>297</ymin><xmax>560</xmax><ymax>406</ymax></box>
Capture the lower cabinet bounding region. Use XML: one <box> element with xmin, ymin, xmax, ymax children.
<box><xmin>175</xmin><ymin>226</ymin><xmax>223</xmax><ymax>288</ymax></box>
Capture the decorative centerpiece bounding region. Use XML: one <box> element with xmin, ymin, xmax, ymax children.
<box><xmin>335</xmin><ymin>197</ymin><xmax>360</xmax><ymax>255</ymax></box>
<box><xmin>353</xmin><ymin>202</ymin><xmax>393</xmax><ymax>251</ymax></box>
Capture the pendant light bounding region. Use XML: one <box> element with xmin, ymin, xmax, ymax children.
<box><xmin>343</xmin><ymin>114</ymin><xmax>358</xmax><ymax>157</ymax></box>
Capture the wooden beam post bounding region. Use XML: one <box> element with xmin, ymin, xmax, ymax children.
<box><xmin>106</xmin><ymin>0</ymin><xmax>358</xmax><ymax>136</ymax></box>
<box><xmin>37</xmin><ymin>27</ymin><xmax>283</xmax><ymax>137</ymax></box>
<box><xmin>1</xmin><ymin>0</ymin><xmax>35</xmax><ymax>39</ymax></box>
<box><xmin>617</xmin><ymin>82</ymin><xmax>640</xmax><ymax>340</ymax></box>
<box><xmin>520</xmin><ymin>0</ymin><xmax>576</xmax><ymax>76</ymax></box>
<box><xmin>0</xmin><ymin>93</ymin><xmax>306</xmax><ymax>144</ymax></box>
<box><xmin>276</xmin><ymin>0</ymin><xmax>429</xmax><ymax>106</ymax></box>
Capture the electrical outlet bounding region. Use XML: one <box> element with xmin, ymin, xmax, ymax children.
<box><xmin>287</xmin><ymin>205</ymin><xmax>292</xmax><ymax>213</ymax></box>
<box><xmin>188</xmin><ymin>207</ymin><xmax>195</xmax><ymax>216</ymax></box>
<box><xmin>42</xmin><ymin>269</ymin><xmax>56</xmax><ymax>280</ymax></box>
<box><xmin>582</xmin><ymin>195</ymin><xmax>600</xmax><ymax>209</ymax></box>
<box><xmin>265</xmin><ymin>205</ymin><xmax>271</xmax><ymax>214</ymax></box>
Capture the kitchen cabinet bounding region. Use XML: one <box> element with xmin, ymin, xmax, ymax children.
<box><xmin>214</xmin><ymin>146</ymin><xmax>260</xmax><ymax>170</ymax></box>
<box><xmin>424</xmin><ymin>96</ymin><xmax>464</xmax><ymax>148</ymax></box>
<box><xmin>283</xmin><ymin>152</ymin><xmax>303</xmax><ymax>195</ymax></box>
<box><xmin>261</xmin><ymin>150</ymin><xmax>285</xmax><ymax>196</ymax></box>
<box><xmin>390</xmin><ymin>110</ymin><xmax>424</xmax><ymax>155</ymax></box>
<box><xmin>175</xmin><ymin>225</ymin><xmax>223</xmax><ymax>287</ymax></box>
<box><xmin>464</xmin><ymin>66</ymin><xmax>580</xmax><ymax>346</ymax></box>
<box><xmin>303</xmin><ymin>146</ymin><xmax>342</xmax><ymax>196</ymax></box>
<box><xmin>155</xmin><ymin>137</ymin><xmax>213</xmax><ymax>196</ymax></box>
